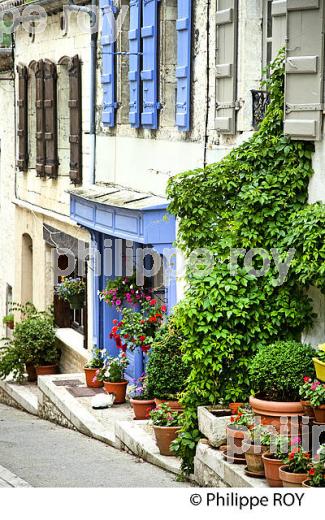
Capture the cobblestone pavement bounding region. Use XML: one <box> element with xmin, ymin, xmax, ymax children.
<box><xmin>0</xmin><ymin>403</ymin><xmax>191</xmax><ymax>488</ymax></box>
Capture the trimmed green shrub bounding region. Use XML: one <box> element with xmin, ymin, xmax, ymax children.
<box><xmin>249</xmin><ymin>340</ymin><xmax>315</xmax><ymax>402</ymax></box>
<box><xmin>146</xmin><ymin>317</ymin><xmax>189</xmax><ymax>400</ymax></box>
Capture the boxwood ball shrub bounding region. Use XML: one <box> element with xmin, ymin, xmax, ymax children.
<box><xmin>146</xmin><ymin>317</ymin><xmax>189</xmax><ymax>400</ymax></box>
<box><xmin>249</xmin><ymin>340</ymin><xmax>315</xmax><ymax>402</ymax></box>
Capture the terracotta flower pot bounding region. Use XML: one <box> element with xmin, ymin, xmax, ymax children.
<box><xmin>130</xmin><ymin>398</ymin><xmax>155</xmax><ymax>420</ymax></box>
<box><xmin>300</xmin><ymin>400</ymin><xmax>315</xmax><ymax>418</ymax></box>
<box><xmin>25</xmin><ymin>363</ymin><xmax>37</xmax><ymax>382</ymax></box>
<box><xmin>104</xmin><ymin>380</ymin><xmax>128</xmax><ymax>404</ymax></box>
<box><xmin>279</xmin><ymin>465</ymin><xmax>307</xmax><ymax>487</ymax></box>
<box><xmin>35</xmin><ymin>365</ymin><xmax>58</xmax><ymax>376</ymax></box>
<box><xmin>226</xmin><ymin>425</ymin><xmax>250</xmax><ymax>457</ymax></box>
<box><xmin>313</xmin><ymin>405</ymin><xmax>325</xmax><ymax>423</ymax></box>
<box><xmin>84</xmin><ymin>368</ymin><xmax>103</xmax><ymax>389</ymax></box>
<box><xmin>302</xmin><ymin>479</ymin><xmax>312</xmax><ymax>488</ymax></box>
<box><xmin>6</xmin><ymin>320</ymin><xmax>14</xmax><ymax>330</ymax></box>
<box><xmin>262</xmin><ymin>452</ymin><xmax>284</xmax><ymax>487</ymax></box>
<box><xmin>154</xmin><ymin>398</ymin><xmax>183</xmax><ymax>412</ymax></box>
<box><xmin>242</xmin><ymin>441</ymin><xmax>267</xmax><ymax>476</ymax></box>
<box><xmin>153</xmin><ymin>425</ymin><xmax>180</xmax><ymax>456</ymax></box>
<box><xmin>249</xmin><ymin>395</ymin><xmax>303</xmax><ymax>432</ymax></box>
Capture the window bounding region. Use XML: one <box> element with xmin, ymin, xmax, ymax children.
<box><xmin>263</xmin><ymin>0</ymin><xmax>273</xmax><ymax>70</ymax></box>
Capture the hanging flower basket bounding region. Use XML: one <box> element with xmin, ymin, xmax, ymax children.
<box><xmin>55</xmin><ymin>277</ymin><xmax>86</xmax><ymax>310</ymax></box>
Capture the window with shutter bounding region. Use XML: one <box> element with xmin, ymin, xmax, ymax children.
<box><xmin>176</xmin><ymin>0</ymin><xmax>192</xmax><ymax>131</ymax></box>
<box><xmin>35</xmin><ymin>60</ymin><xmax>46</xmax><ymax>177</ymax></box>
<box><xmin>215</xmin><ymin>0</ymin><xmax>238</xmax><ymax>134</ymax></box>
<box><xmin>44</xmin><ymin>60</ymin><xmax>59</xmax><ymax>178</ymax></box>
<box><xmin>271</xmin><ymin>1</ymin><xmax>286</xmax><ymax>63</ymax></box>
<box><xmin>100</xmin><ymin>0</ymin><xmax>117</xmax><ymax>127</ymax></box>
<box><xmin>129</xmin><ymin>0</ymin><xmax>142</xmax><ymax>127</ymax></box>
<box><xmin>284</xmin><ymin>0</ymin><xmax>324</xmax><ymax>141</ymax></box>
<box><xmin>141</xmin><ymin>0</ymin><xmax>160</xmax><ymax>129</ymax></box>
<box><xmin>68</xmin><ymin>55</ymin><xmax>82</xmax><ymax>185</ymax></box>
<box><xmin>17</xmin><ymin>64</ymin><xmax>28</xmax><ymax>171</ymax></box>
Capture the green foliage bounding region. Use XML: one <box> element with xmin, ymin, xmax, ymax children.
<box><xmin>249</xmin><ymin>340</ymin><xmax>315</xmax><ymax>401</ymax></box>
<box><xmin>2</xmin><ymin>314</ymin><xmax>14</xmax><ymax>325</ymax></box>
<box><xmin>85</xmin><ymin>347</ymin><xmax>104</xmax><ymax>369</ymax></box>
<box><xmin>0</xmin><ymin>305</ymin><xmax>58</xmax><ymax>381</ymax></box>
<box><xmin>97</xmin><ymin>352</ymin><xmax>129</xmax><ymax>383</ymax></box>
<box><xmin>149</xmin><ymin>403</ymin><xmax>180</xmax><ymax>427</ymax></box>
<box><xmin>166</xmin><ymin>50</ymin><xmax>316</xmax><ymax>474</ymax></box>
<box><xmin>146</xmin><ymin>316</ymin><xmax>190</xmax><ymax>400</ymax></box>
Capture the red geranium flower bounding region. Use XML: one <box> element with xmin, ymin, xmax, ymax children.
<box><xmin>309</xmin><ymin>468</ymin><xmax>315</xmax><ymax>476</ymax></box>
<box><xmin>139</xmin><ymin>335</ymin><xmax>146</xmax><ymax>342</ymax></box>
<box><xmin>161</xmin><ymin>305</ymin><xmax>167</xmax><ymax>313</ymax></box>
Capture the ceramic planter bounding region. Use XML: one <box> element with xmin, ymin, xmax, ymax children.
<box><xmin>249</xmin><ymin>395</ymin><xmax>303</xmax><ymax>432</ymax></box>
<box><xmin>130</xmin><ymin>398</ymin><xmax>155</xmax><ymax>420</ymax></box>
<box><xmin>153</xmin><ymin>425</ymin><xmax>180</xmax><ymax>456</ymax></box>
<box><xmin>242</xmin><ymin>441</ymin><xmax>267</xmax><ymax>476</ymax></box>
<box><xmin>300</xmin><ymin>400</ymin><xmax>315</xmax><ymax>418</ymax></box>
<box><xmin>313</xmin><ymin>357</ymin><xmax>325</xmax><ymax>382</ymax></box>
<box><xmin>35</xmin><ymin>365</ymin><xmax>58</xmax><ymax>376</ymax></box>
<box><xmin>279</xmin><ymin>465</ymin><xmax>307</xmax><ymax>487</ymax></box>
<box><xmin>104</xmin><ymin>380</ymin><xmax>128</xmax><ymax>404</ymax></box>
<box><xmin>154</xmin><ymin>398</ymin><xmax>183</xmax><ymax>412</ymax></box>
<box><xmin>226</xmin><ymin>425</ymin><xmax>250</xmax><ymax>457</ymax></box>
<box><xmin>25</xmin><ymin>363</ymin><xmax>37</xmax><ymax>382</ymax></box>
<box><xmin>262</xmin><ymin>452</ymin><xmax>283</xmax><ymax>487</ymax></box>
<box><xmin>313</xmin><ymin>405</ymin><xmax>325</xmax><ymax>423</ymax></box>
<box><xmin>84</xmin><ymin>368</ymin><xmax>103</xmax><ymax>388</ymax></box>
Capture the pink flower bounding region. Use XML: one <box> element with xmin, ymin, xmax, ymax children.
<box><xmin>116</xmin><ymin>299</ymin><xmax>121</xmax><ymax>306</ymax></box>
<box><xmin>290</xmin><ymin>436</ymin><xmax>301</xmax><ymax>446</ymax></box>
<box><xmin>311</xmin><ymin>382</ymin><xmax>320</xmax><ymax>391</ymax></box>
<box><xmin>146</xmin><ymin>296</ymin><xmax>151</xmax><ymax>301</ymax></box>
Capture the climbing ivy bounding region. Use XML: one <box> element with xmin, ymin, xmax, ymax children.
<box><xmin>167</xmin><ymin>51</ymin><xmax>316</xmax><ymax>474</ymax></box>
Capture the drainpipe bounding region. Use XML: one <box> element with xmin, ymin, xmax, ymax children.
<box><xmin>66</xmin><ymin>0</ymin><xmax>97</xmax><ymax>186</ymax></box>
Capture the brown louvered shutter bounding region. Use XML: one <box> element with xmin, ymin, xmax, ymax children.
<box><xmin>44</xmin><ymin>60</ymin><xmax>58</xmax><ymax>178</ymax></box>
<box><xmin>17</xmin><ymin>64</ymin><xmax>28</xmax><ymax>171</ymax></box>
<box><xmin>35</xmin><ymin>60</ymin><xmax>46</xmax><ymax>177</ymax></box>
<box><xmin>68</xmin><ymin>55</ymin><xmax>82</xmax><ymax>185</ymax></box>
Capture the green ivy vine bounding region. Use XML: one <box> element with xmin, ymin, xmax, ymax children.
<box><xmin>167</xmin><ymin>51</ymin><xmax>317</xmax><ymax>474</ymax></box>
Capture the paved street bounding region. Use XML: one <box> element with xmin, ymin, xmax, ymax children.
<box><xmin>0</xmin><ymin>404</ymin><xmax>190</xmax><ymax>487</ymax></box>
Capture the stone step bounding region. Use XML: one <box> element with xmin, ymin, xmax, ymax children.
<box><xmin>0</xmin><ymin>380</ymin><xmax>39</xmax><ymax>416</ymax></box>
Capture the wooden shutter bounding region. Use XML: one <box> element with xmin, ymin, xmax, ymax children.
<box><xmin>44</xmin><ymin>60</ymin><xmax>59</xmax><ymax>178</ymax></box>
<box><xmin>284</xmin><ymin>0</ymin><xmax>324</xmax><ymax>140</ymax></box>
<box><xmin>215</xmin><ymin>0</ymin><xmax>238</xmax><ymax>134</ymax></box>
<box><xmin>35</xmin><ymin>60</ymin><xmax>46</xmax><ymax>177</ymax></box>
<box><xmin>271</xmin><ymin>1</ymin><xmax>287</xmax><ymax>61</ymax></box>
<box><xmin>68</xmin><ymin>55</ymin><xmax>82</xmax><ymax>185</ymax></box>
<box><xmin>17</xmin><ymin>64</ymin><xmax>28</xmax><ymax>171</ymax></box>
<box><xmin>100</xmin><ymin>0</ymin><xmax>117</xmax><ymax>127</ymax></box>
<box><xmin>176</xmin><ymin>0</ymin><xmax>192</xmax><ymax>131</ymax></box>
<box><xmin>141</xmin><ymin>0</ymin><xmax>160</xmax><ymax>129</ymax></box>
<box><xmin>129</xmin><ymin>0</ymin><xmax>142</xmax><ymax>128</ymax></box>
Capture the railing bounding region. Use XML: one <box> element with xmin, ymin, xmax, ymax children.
<box><xmin>251</xmin><ymin>90</ymin><xmax>270</xmax><ymax>130</ymax></box>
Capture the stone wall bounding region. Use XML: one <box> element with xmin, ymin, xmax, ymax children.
<box><xmin>0</xmin><ymin>387</ymin><xmax>24</xmax><ymax>412</ymax></box>
<box><xmin>38</xmin><ymin>392</ymin><xmax>76</xmax><ymax>430</ymax></box>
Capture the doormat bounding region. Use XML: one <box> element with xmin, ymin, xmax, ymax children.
<box><xmin>67</xmin><ymin>386</ymin><xmax>105</xmax><ymax>397</ymax></box>
<box><xmin>53</xmin><ymin>379</ymin><xmax>83</xmax><ymax>387</ymax></box>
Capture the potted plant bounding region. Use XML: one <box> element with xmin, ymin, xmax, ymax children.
<box><xmin>313</xmin><ymin>344</ymin><xmax>325</xmax><ymax>382</ymax></box>
<box><xmin>146</xmin><ymin>318</ymin><xmax>190</xmax><ymax>411</ymax></box>
<box><xmin>0</xmin><ymin>306</ymin><xmax>59</xmax><ymax>381</ymax></box>
<box><xmin>109</xmin><ymin>297</ymin><xmax>167</xmax><ymax>355</ymax></box>
<box><xmin>2</xmin><ymin>314</ymin><xmax>14</xmax><ymax>330</ymax></box>
<box><xmin>97</xmin><ymin>352</ymin><xmax>129</xmax><ymax>404</ymax></box>
<box><xmin>55</xmin><ymin>277</ymin><xmax>86</xmax><ymax>310</ymax></box>
<box><xmin>299</xmin><ymin>377</ymin><xmax>316</xmax><ymax>418</ymax></box>
<box><xmin>279</xmin><ymin>437</ymin><xmax>310</xmax><ymax>487</ymax></box>
<box><xmin>99</xmin><ymin>275</ymin><xmax>149</xmax><ymax>308</ymax></box>
<box><xmin>150</xmin><ymin>403</ymin><xmax>180</xmax><ymax>456</ymax></box>
<box><xmin>309</xmin><ymin>380</ymin><xmax>325</xmax><ymax>423</ymax></box>
<box><xmin>249</xmin><ymin>341</ymin><xmax>315</xmax><ymax>430</ymax></box>
<box><xmin>262</xmin><ymin>435</ymin><xmax>289</xmax><ymax>487</ymax></box>
<box><xmin>84</xmin><ymin>347</ymin><xmax>104</xmax><ymax>388</ymax></box>
<box><xmin>303</xmin><ymin>444</ymin><xmax>325</xmax><ymax>487</ymax></box>
<box><xmin>243</xmin><ymin>425</ymin><xmax>275</xmax><ymax>477</ymax></box>
<box><xmin>128</xmin><ymin>374</ymin><xmax>155</xmax><ymax>420</ymax></box>
<box><xmin>226</xmin><ymin>407</ymin><xmax>254</xmax><ymax>459</ymax></box>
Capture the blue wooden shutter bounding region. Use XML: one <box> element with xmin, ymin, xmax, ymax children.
<box><xmin>129</xmin><ymin>0</ymin><xmax>142</xmax><ymax>127</ymax></box>
<box><xmin>100</xmin><ymin>0</ymin><xmax>117</xmax><ymax>127</ymax></box>
<box><xmin>141</xmin><ymin>0</ymin><xmax>160</xmax><ymax>129</ymax></box>
<box><xmin>176</xmin><ymin>0</ymin><xmax>192</xmax><ymax>131</ymax></box>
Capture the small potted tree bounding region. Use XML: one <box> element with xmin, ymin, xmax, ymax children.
<box><xmin>303</xmin><ymin>444</ymin><xmax>325</xmax><ymax>487</ymax></box>
<box><xmin>56</xmin><ymin>277</ymin><xmax>86</xmax><ymax>310</ymax></box>
<box><xmin>150</xmin><ymin>403</ymin><xmax>180</xmax><ymax>456</ymax></box>
<box><xmin>249</xmin><ymin>341</ymin><xmax>315</xmax><ymax>430</ymax></box>
<box><xmin>84</xmin><ymin>348</ymin><xmax>104</xmax><ymax>388</ymax></box>
<box><xmin>279</xmin><ymin>438</ymin><xmax>310</xmax><ymax>487</ymax></box>
<box><xmin>309</xmin><ymin>380</ymin><xmax>325</xmax><ymax>423</ymax></box>
<box><xmin>2</xmin><ymin>314</ymin><xmax>14</xmax><ymax>330</ymax></box>
<box><xmin>128</xmin><ymin>374</ymin><xmax>155</xmax><ymax>420</ymax></box>
<box><xmin>97</xmin><ymin>352</ymin><xmax>129</xmax><ymax>404</ymax></box>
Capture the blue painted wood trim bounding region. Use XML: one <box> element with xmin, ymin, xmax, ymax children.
<box><xmin>100</xmin><ymin>0</ymin><xmax>118</xmax><ymax>127</ymax></box>
<box><xmin>176</xmin><ymin>0</ymin><xmax>192</xmax><ymax>131</ymax></box>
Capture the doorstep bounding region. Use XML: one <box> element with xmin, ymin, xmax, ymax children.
<box><xmin>194</xmin><ymin>440</ymin><xmax>268</xmax><ymax>488</ymax></box>
<box><xmin>0</xmin><ymin>379</ymin><xmax>39</xmax><ymax>416</ymax></box>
